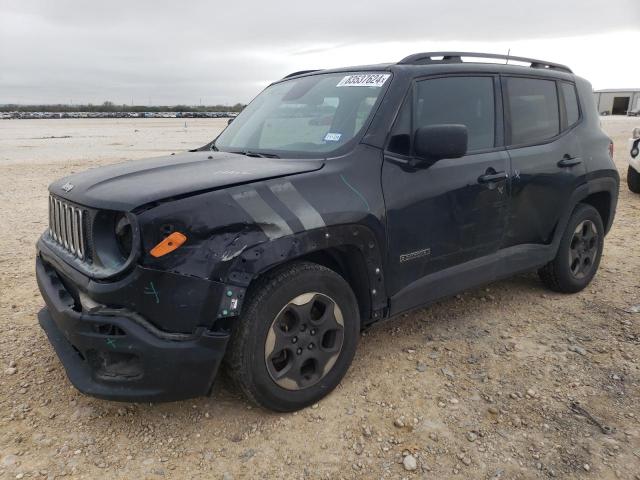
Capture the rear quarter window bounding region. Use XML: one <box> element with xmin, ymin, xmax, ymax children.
<box><xmin>560</xmin><ymin>82</ymin><xmax>580</xmax><ymax>127</ymax></box>
<box><xmin>505</xmin><ymin>77</ymin><xmax>560</xmax><ymax>146</ymax></box>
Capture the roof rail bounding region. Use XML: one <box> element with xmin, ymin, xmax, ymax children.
<box><xmin>282</xmin><ymin>69</ymin><xmax>321</xmax><ymax>79</ymax></box>
<box><xmin>397</xmin><ymin>52</ymin><xmax>572</xmax><ymax>73</ymax></box>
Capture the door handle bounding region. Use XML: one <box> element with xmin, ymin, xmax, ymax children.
<box><xmin>558</xmin><ymin>155</ymin><xmax>582</xmax><ymax>168</ymax></box>
<box><xmin>478</xmin><ymin>171</ymin><xmax>507</xmax><ymax>184</ymax></box>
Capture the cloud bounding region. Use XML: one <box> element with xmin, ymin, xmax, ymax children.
<box><xmin>1</xmin><ymin>0</ymin><xmax>638</xmax><ymax>104</ymax></box>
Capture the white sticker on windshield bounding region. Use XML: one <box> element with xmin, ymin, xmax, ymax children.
<box><xmin>336</xmin><ymin>73</ymin><xmax>390</xmax><ymax>88</ymax></box>
<box><xmin>324</xmin><ymin>132</ymin><xmax>342</xmax><ymax>142</ymax></box>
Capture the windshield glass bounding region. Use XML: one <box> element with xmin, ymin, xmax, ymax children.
<box><xmin>214</xmin><ymin>72</ymin><xmax>391</xmax><ymax>156</ymax></box>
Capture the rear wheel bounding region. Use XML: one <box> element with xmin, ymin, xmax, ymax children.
<box><xmin>538</xmin><ymin>203</ymin><xmax>604</xmax><ymax>293</ymax></box>
<box><xmin>225</xmin><ymin>261</ymin><xmax>359</xmax><ymax>412</ymax></box>
<box><xmin>628</xmin><ymin>165</ymin><xmax>640</xmax><ymax>193</ymax></box>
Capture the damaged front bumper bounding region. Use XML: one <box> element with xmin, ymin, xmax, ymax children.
<box><xmin>35</xmin><ymin>253</ymin><xmax>238</xmax><ymax>402</ymax></box>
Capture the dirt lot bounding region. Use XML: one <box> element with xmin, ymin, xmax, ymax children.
<box><xmin>0</xmin><ymin>117</ymin><xmax>638</xmax><ymax>480</ymax></box>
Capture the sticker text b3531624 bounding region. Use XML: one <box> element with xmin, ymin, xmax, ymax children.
<box><xmin>336</xmin><ymin>73</ymin><xmax>390</xmax><ymax>88</ymax></box>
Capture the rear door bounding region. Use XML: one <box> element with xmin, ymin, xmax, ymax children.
<box><xmin>382</xmin><ymin>74</ymin><xmax>510</xmax><ymax>299</ymax></box>
<box><xmin>501</xmin><ymin>76</ymin><xmax>586</xmax><ymax>248</ymax></box>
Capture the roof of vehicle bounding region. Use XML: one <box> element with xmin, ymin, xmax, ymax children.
<box><xmin>396</xmin><ymin>52</ymin><xmax>571</xmax><ymax>72</ymax></box>
<box><xmin>594</xmin><ymin>88</ymin><xmax>640</xmax><ymax>93</ymax></box>
<box><xmin>282</xmin><ymin>52</ymin><xmax>575</xmax><ymax>82</ymax></box>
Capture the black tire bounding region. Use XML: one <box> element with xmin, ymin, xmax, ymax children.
<box><xmin>628</xmin><ymin>166</ymin><xmax>640</xmax><ymax>193</ymax></box>
<box><xmin>224</xmin><ymin>261</ymin><xmax>360</xmax><ymax>412</ymax></box>
<box><xmin>538</xmin><ymin>203</ymin><xmax>604</xmax><ymax>293</ymax></box>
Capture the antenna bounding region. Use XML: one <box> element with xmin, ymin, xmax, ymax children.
<box><xmin>506</xmin><ymin>48</ymin><xmax>511</xmax><ymax>65</ymax></box>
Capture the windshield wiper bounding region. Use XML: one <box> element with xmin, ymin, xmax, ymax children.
<box><xmin>191</xmin><ymin>140</ymin><xmax>218</xmax><ymax>152</ymax></box>
<box><xmin>241</xmin><ymin>151</ymin><xmax>280</xmax><ymax>159</ymax></box>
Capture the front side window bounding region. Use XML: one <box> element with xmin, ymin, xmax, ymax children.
<box><xmin>387</xmin><ymin>94</ymin><xmax>412</xmax><ymax>156</ymax></box>
<box><xmin>506</xmin><ymin>77</ymin><xmax>560</xmax><ymax>145</ymax></box>
<box><xmin>214</xmin><ymin>72</ymin><xmax>390</xmax><ymax>157</ymax></box>
<box><xmin>414</xmin><ymin>76</ymin><xmax>496</xmax><ymax>152</ymax></box>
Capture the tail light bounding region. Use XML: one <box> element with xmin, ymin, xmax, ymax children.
<box><xmin>608</xmin><ymin>141</ymin><xmax>614</xmax><ymax>160</ymax></box>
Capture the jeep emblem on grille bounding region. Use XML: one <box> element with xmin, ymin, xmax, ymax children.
<box><xmin>61</xmin><ymin>182</ymin><xmax>74</xmax><ymax>192</ymax></box>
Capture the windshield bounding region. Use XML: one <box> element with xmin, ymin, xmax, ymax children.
<box><xmin>214</xmin><ymin>72</ymin><xmax>391</xmax><ymax>157</ymax></box>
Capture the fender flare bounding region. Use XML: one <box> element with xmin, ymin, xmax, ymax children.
<box><xmin>221</xmin><ymin>224</ymin><xmax>388</xmax><ymax>320</ymax></box>
<box><xmin>550</xmin><ymin>175</ymin><xmax>619</xmax><ymax>252</ymax></box>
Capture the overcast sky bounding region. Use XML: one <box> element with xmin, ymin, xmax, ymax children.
<box><xmin>1</xmin><ymin>0</ymin><xmax>639</xmax><ymax>105</ymax></box>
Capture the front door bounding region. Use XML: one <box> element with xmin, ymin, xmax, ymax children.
<box><xmin>382</xmin><ymin>75</ymin><xmax>509</xmax><ymax>304</ymax></box>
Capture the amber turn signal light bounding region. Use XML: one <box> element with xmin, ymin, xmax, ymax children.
<box><xmin>150</xmin><ymin>232</ymin><xmax>187</xmax><ymax>258</ymax></box>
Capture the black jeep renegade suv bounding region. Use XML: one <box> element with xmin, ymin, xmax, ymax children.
<box><xmin>37</xmin><ymin>52</ymin><xmax>619</xmax><ymax>411</ymax></box>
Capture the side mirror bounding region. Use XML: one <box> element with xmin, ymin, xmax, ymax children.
<box><xmin>413</xmin><ymin>124</ymin><xmax>468</xmax><ymax>165</ymax></box>
<box><xmin>227</xmin><ymin>117</ymin><xmax>234</xmax><ymax>125</ymax></box>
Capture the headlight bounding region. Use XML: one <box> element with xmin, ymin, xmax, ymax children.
<box><xmin>114</xmin><ymin>213</ymin><xmax>133</xmax><ymax>259</ymax></box>
<box><xmin>633</xmin><ymin>127</ymin><xmax>640</xmax><ymax>140</ymax></box>
<box><xmin>91</xmin><ymin>210</ymin><xmax>138</xmax><ymax>271</ymax></box>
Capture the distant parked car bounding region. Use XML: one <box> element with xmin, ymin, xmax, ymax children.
<box><xmin>629</xmin><ymin>128</ymin><xmax>640</xmax><ymax>193</ymax></box>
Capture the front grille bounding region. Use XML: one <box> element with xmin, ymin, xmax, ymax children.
<box><xmin>48</xmin><ymin>195</ymin><xmax>87</xmax><ymax>260</ymax></box>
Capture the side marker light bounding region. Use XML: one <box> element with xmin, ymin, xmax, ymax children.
<box><xmin>150</xmin><ymin>232</ymin><xmax>187</xmax><ymax>258</ymax></box>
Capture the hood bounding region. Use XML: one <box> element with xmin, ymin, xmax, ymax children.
<box><xmin>49</xmin><ymin>151</ymin><xmax>324</xmax><ymax>211</ymax></box>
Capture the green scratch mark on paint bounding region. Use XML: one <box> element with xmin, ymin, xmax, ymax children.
<box><xmin>106</xmin><ymin>338</ymin><xmax>117</xmax><ymax>349</ymax></box>
<box><xmin>340</xmin><ymin>174</ymin><xmax>370</xmax><ymax>212</ymax></box>
<box><xmin>144</xmin><ymin>281</ymin><xmax>160</xmax><ymax>304</ymax></box>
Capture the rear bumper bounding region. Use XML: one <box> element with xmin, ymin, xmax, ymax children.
<box><xmin>36</xmin><ymin>256</ymin><xmax>230</xmax><ymax>402</ymax></box>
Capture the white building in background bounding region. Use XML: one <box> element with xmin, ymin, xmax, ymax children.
<box><xmin>593</xmin><ymin>89</ymin><xmax>640</xmax><ymax>116</ymax></box>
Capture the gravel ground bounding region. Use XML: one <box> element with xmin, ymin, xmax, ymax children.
<box><xmin>0</xmin><ymin>117</ymin><xmax>638</xmax><ymax>480</ymax></box>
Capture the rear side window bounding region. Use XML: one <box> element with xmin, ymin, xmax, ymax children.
<box><xmin>506</xmin><ymin>77</ymin><xmax>559</xmax><ymax>145</ymax></box>
<box><xmin>414</xmin><ymin>77</ymin><xmax>495</xmax><ymax>151</ymax></box>
<box><xmin>561</xmin><ymin>82</ymin><xmax>580</xmax><ymax>127</ymax></box>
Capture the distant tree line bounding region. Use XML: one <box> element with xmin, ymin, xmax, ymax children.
<box><xmin>0</xmin><ymin>101</ymin><xmax>246</xmax><ymax>113</ymax></box>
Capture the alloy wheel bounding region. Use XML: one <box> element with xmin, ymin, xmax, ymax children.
<box><xmin>568</xmin><ymin>220</ymin><xmax>598</xmax><ymax>279</ymax></box>
<box><xmin>264</xmin><ymin>292</ymin><xmax>345</xmax><ymax>390</ymax></box>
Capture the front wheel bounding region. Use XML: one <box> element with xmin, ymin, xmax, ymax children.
<box><xmin>224</xmin><ymin>261</ymin><xmax>360</xmax><ymax>412</ymax></box>
<box><xmin>628</xmin><ymin>165</ymin><xmax>640</xmax><ymax>193</ymax></box>
<box><xmin>538</xmin><ymin>203</ymin><xmax>604</xmax><ymax>293</ymax></box>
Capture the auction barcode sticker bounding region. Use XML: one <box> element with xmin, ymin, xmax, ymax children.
<box><xmin>336</xmin><ymin>73</ymin><xmax>390</xmax><ymax>88</ymax></box>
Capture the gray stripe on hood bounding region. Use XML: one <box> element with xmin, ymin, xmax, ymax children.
<box><xmin>232</xmin><ymin>189</ymin><xmax>294</xmax><ymax>240</ymax></box>
<box><xmin>270</xmin><ymin>181</ymin><xmax>326</xmax><ymax>230</ymax></box>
